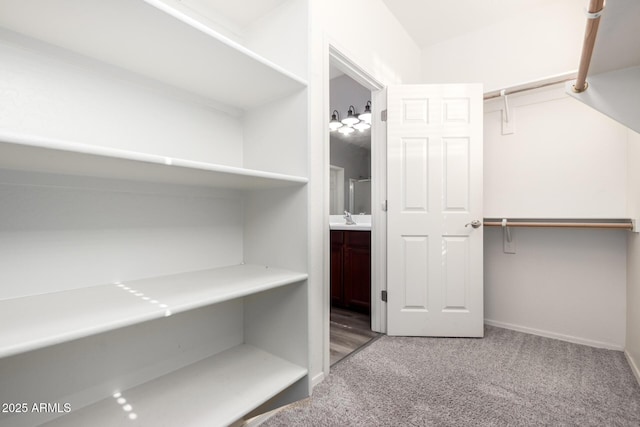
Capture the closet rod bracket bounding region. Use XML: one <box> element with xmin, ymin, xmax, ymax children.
<box><xmin>501</xmin><ymin>218</ymin><xmax>516</xmax><ymax>254</ymax></box>
<box><xmin>499</xmin><ymin>90</ymin><xmax>515</xmax><ymax>135</ymax></box>
<box><xmin>584</xmin><ymin>5</ymin><xmax>605</xmax><ymax>19</ymax></box>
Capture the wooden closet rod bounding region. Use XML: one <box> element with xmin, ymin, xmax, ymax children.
<box><xmin>483</xmin><ymin>218</ymin><xmax>633</xmax><ymax>230</ymax></box>
<box><xmin>572</xmin><ymin>0</ymin><xmax>606</xmax><ymax>93</ymax></box>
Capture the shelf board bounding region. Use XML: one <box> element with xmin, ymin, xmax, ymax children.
<box><xmin>0</xmin><ymin>0</ymin><xmax>307</xmax><ymax>110</ymax></box>
<box><xmin>42</xmin><ymin>344</ymin><xmax>307</xmax><ymax>427</ymax></box>
<box><xmin>0</xmin><ymin>131</ymin><xmax>308</xmax><ymax>189</ymax></box>
<box><xmin>0</xmin><ymin>264</ymin><xmax>307</xmax><ymax>358</ymax></box>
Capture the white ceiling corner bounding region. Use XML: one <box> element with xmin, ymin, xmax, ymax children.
<box><xmin>381</xmin><ymin>0</ymin><xmax>560</xmax><ymax>48</ymax></box>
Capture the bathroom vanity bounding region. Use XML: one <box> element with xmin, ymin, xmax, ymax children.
<box><xmin>330</xmin><ymin>229</ymin><xmax>371</xmax><ymax>314</ymax></box>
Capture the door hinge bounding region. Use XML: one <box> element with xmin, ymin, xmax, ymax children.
<box><xmin>381</xmin><ymin>109</ymin><xmax>387</xmax><ymax>122</ymax></box>
<box><xmin>382</xmin><ymin>200</ymin><xmax>388</xmax><ymax>211</ymax></box>
<box><xmin>381</xmin><ymin>290</ymin><xmax>388</xmax><ymax>302</ymax></box>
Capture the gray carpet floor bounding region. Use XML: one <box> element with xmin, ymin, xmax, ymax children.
<box><xmin>263</xmin><ymin>326</ymin><xmax>640</xmax><ymax>426</ymax></box>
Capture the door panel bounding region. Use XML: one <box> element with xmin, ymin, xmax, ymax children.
<box><xmin>443</xmin><ymin>137</ymin><xmax>470</xmax><ymax>211</ymax></box>
<box><xmin>401</xmin><ymin>235</ymin><xmax>429</xmax><ymax>311</ymax></box>
<box><xmin>387</xmin><ymin>84</ymin><xmax>483</xmax><ymax>337</ymax></box>
<box><xmin>402</xmin><ymin>138</ymin><xmax>429</xmax><ymax>211</ymax></box>
<box><xmin>442</xmin><ymin>236</ymin><xmax>469</xmax><ymax>310</ymax></box>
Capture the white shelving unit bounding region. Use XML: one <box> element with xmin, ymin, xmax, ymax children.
<box><xmin>0</xmin><ymin>0</ymin><xmax>309</xmax><ymax>426</ymax></box>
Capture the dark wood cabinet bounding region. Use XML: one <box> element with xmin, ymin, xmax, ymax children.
<box><xmin>330</xmin><ymin>230</ymin><xmax>345</xmax><ymax>307</ymax></box>
<box><xmin>330</xmin><ymin>230</ymin><xmax>371</xmax><ymax>314</ymax></box>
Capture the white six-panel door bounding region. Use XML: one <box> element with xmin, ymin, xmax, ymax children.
<box><xmin>386</xmin><ymin>84</ymin><xmax>483</xmax><ymax>337</ymax></box>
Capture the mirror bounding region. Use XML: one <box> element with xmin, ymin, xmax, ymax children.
<box><xmin>328</xmin><ymin>137</ymin><xmax>371</xmax><ymax>214</ymax></box>
<box><xmin>349</xmin><ymin>178</ymin><xmax>371</xmax><ymax>215</ymax></box>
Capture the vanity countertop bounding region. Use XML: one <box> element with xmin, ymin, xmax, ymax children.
<box><xmin>329</xmin><ymin>215</ymin><xmax>371</xmax><ymax>231</ymax></box>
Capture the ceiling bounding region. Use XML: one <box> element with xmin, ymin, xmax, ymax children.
<box><xmin>186</xmin><ymin>0</ymin><xmax>566</xmax><ymax>49</ymax></box>
<box><xmin>381</xmin><ymin>0</ymin><xmax>560</xmax><ymax>47</ymax></box>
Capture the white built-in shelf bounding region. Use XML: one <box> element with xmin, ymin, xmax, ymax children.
<box><xmin>42</xmin><ymin>344</ymin><xmax>307</xmax><ymax>427</ymax></box>
<box><xmin>0</xmin><ymin>264</ymin><xmax>307</xmax><ymax>359</ymax></box>
<box><xmin>0</xmin><ymin>131</ymin><xmax>308</xmax><ymax>189</ymax></box>
<box><xmin>0</xmin><ymin>0</ymin><xmax>307</xmax><ymax>110</ymax></box>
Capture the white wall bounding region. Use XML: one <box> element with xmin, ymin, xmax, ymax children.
<box><xmin>421</xmin><ymin>1</ymin><xmax>583</xmax><ymax>92</ymax></box>
<box><xmin>484</xmin><ymin>85</ymin><xmax>629</xmax><ymax>349</ymax></box>
<box><xmin>0</xmin><ymin>33</ymin><xmax>242</xmax><ymax>166</ymax></box>
<box><xmin>309</xmin><ymin>0</ymin><xmax>421</xmax><ymax>384</ymax></box>
<box><xmin>485</xmin><ymin>227</ymin><xmax>627</xmax><ymax>349</ymax></box>
<box><xmin>484</xmin><ymin>85</ymin><xmax>628</xmax><ymax>217</ymax></box>
<box><xmin>626</xmin><ymin>129</ymin><xmax>640</xmax><ymax>381</ymax></box>
<box><xmin>318</xmin><ymin>1</ymin><xmax>422</xmax><ymax>85</ymax></box>
<box><xmin>245</xmin><ymin>0</ymin><xmax>308</xmax><ymax>81</ymax></box>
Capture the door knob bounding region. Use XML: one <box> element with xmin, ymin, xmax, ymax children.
<box><xmin>465</xmin><ymin>220</ymin><xmax>482</xmax><ymax>229</ymax></box>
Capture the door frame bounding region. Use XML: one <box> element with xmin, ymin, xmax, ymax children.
<box><xmin>324</xmin><ymin>44</ymin><xmax>386</xmax><ymax>366</ymax></box>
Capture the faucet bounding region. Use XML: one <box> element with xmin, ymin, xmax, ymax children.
<box><xmin>344</xmin><ymin>210</ymin><xmax>356</xmax><ymax>225</ymax></box>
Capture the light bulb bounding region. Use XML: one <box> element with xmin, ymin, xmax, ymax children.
<box><xmin>353</xmin><ymin>121</ymin><xmax>370</xmax><ymax>132</ymax></box>
<box><xmin>338</xmin><ymin>125</ymin><xmax>355</xmax><ymax>135</ymax></box>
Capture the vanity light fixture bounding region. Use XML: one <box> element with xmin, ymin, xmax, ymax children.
<box><xmin>358</xmin><ymin>101</ymin><xmax>372</xmax><ymax>124</ymax></box>
<box><xmin>329</xmin><ymin>110</ymin><xmax>342</xmax><ymax>131</ymax></box>
<box><xmin>329</xmin><ymin>102</ymin><xmax>372</xmax><ymax>135</ymax></box>
<box><xmin>341</xmin><ymin>105</ymin><xmax>360</xmax><ymax>126</ymax></box>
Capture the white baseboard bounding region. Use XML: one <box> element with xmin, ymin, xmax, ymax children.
<box><xmin>311</xmin><ymin>371</ymin><xmax>325</xmax><ymax>388</ymax></box>
<box><xmin>625</xmin><ymin>350</ymin><xmax>640</xmax><ymax>386</ymax></box>
<box><xmin>484</xmin><ymin>319</ymin><xmax>624</xmax><ymax>351</ymax></box>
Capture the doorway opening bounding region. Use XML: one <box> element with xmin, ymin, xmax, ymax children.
<box><xmin>328</xmin><ymin>63</ymin><xmax>380</xmax><ymax>365</ymax></box>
